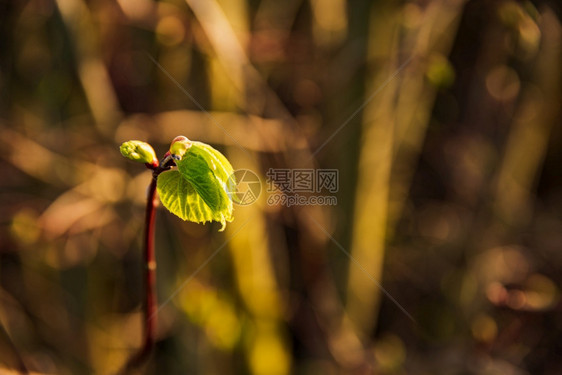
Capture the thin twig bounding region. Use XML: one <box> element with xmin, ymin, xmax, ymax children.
<box><xmin>118</xmin><ymin>158</ymin><xmax>172</xmax><ymax>374</ymax></box>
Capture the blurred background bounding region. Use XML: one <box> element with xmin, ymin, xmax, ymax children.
<box><xmin>1</xmin><ymin>0</ymin><xmax>561</xmax><ymax>374</ymax></box>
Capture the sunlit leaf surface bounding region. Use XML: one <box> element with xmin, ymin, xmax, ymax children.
<box><xmin>157</xmin><ymin>142</ymin><xmax>236</xmax><ymax>230</ymax></box>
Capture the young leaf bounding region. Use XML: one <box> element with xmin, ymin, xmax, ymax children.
<box><xmin>176</xmin><ymin>142</ymin><xmax>236</xmax><ymax>212</ymax></box>
<box><xmin>156</xmin><ymin>141</ymin><xmax>236</xmax><ymax>230</ymax></box>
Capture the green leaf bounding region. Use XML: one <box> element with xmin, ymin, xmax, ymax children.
<box><xmin>156</xmin><ymin>142</ymin><xmax>236</xmax><ymax>230</ymax></box>
<box><xmin>176</xmin><ymin>142</ymin><xmax>236</xmax><ymax>212</ymax></box>
<box><xmin>157</xmin><ymin>170</ymin><xmax>233</xmax><ymax>230</ymax></box>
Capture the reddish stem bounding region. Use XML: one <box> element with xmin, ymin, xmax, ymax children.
<box><xmin>141</xmin><ymin>177</ymin><xmax>158</xmax><ymax>358</ymax></box>
<box><xmin>120</xmin><ymin>175</ymin><xmax>158</xmax><ymax>373</ymax></box>
<box><xmin>119</xmin><ymin>157</ymin><xmax>174</xmax><ymax>374</ymax></box>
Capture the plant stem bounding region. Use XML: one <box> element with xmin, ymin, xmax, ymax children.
<box><xmin>121</xmin><ymin>176</ymin><xmax>158</xmax><ymax>373</ymax></box>
<box><xmin>119</xmin><ymin>157</ymin><xmax>173</xmax><ymax>375</ymax></box>
<box><xmin>141</xmin><ymin>177</ymin><xmax>158</xmax><ymax>358</ymax></box>
<box><xmin>144</xmin><ymin>177</ymin><xmax>158</xmax><ymax>352</ymax></box>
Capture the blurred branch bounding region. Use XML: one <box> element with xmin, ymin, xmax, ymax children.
<box><xmin>184</xmin><ymin>0</ymin><xmax>295</xmax><ymax>123</ymax></box>
<box><xmin>493</xmin><ymin>8</ymin><xmax>561</xmax><ymax>228</ymax></box>
<box><xmin>346</xmin><ymin>0</ymin><xmax>466</xmax><ymax>336</ymax></box>
<box><xmin>118</xmin><ymin>110</ymin><xmax>308</xmax><ymax>153</ymax></box>
<box><xmin>310</xmin><ymin>0</ymin><xmax>348</xmax><ymax>48</ymax></box>
<box><xmin>0</xmin><ymin>127</ymin><xmax>128</xmax><ymax>197</ymax></box>
<box><xmin>55</xmin><ymin>0</ymin><xmax>122</xmax><ymax>136</ymax></box>
<box><xmin>194</xmin><ymin>2</ymin><xmax>292</xmax><ymax>373</ymax></box>
<box><xmin>225</xmin><ymin>150</ymin><xmax>291</xmax><ymax>375</ymax></box>
<box><xmin>345</xmin><ymin>2</ymin><xmax>400</xmax><ymax>336</ymax></box>
<box><xmin>389</xmin><ymin>0</ymin><xmax>466</xmax><ymax>233</ymax></box>
<box><xmin>0</xmin><ymin>127</ymin><xmax>92</xmax><ymax>188</ymax></box>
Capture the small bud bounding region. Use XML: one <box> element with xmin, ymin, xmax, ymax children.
<box><xmin>169</xmin><ymin>135</ymin><xmax>192</xmax><ymax>160</ymax></box>
<box><xmin>120</xmin><ymin>140</ymin><xmax>158</xmax><ymax>164</ymax></box>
